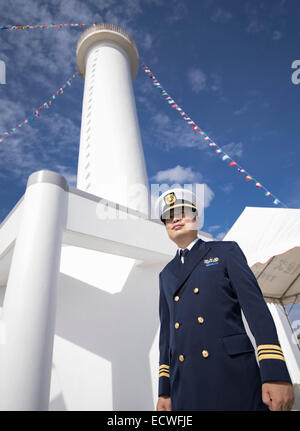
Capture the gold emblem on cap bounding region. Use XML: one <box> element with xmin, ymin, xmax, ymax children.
<box><xmin>164</xmin><ymin>192</ymin><xmax>176</xmax><ymax>206</ymax></box>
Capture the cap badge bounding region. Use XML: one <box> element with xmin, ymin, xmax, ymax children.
<box><xmin>164</xmin><ymin>192</ymin><xmax>176</xmax><ymax>205</ymax></box>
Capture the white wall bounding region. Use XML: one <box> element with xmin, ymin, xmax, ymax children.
<box><xmin>49</xmin><ymin>246</ymin><xmax>164</xmax><ymax>410</ymax></box>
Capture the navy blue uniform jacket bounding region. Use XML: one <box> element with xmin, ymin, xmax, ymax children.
<box><xmin>158</xmin><ymin>238</ymin><xmax>292</xmax><ymax>411</ymax></box>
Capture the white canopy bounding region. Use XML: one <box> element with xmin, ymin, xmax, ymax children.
<box><xmin>222</xmin><ymin>206</ymin><xmax>300</xmax><ymax>306</ymax></box>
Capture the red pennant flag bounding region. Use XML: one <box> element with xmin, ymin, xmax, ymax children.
<box><xmin>229</xmin><ymin>161</ymin><xmax>237</xmax><ymax>166</ymax></box>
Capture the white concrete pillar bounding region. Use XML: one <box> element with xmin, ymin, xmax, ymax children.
<box><xmin>0</xmin><ymin>170</ymin><xmax>68</xmax><ymax>411</ymax></box>
<box><xmin>76</xmin><ymin>23</ymin><xmax>149</xmax><ymax>215</ymax></box>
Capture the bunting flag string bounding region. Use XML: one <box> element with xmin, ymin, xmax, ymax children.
<box><xmin>0</xmin><ymin>71</ymin><xmax>80</xmax><ymax>143</ymax></box>
<box><xmin>0</xmin><ymin>23</ymin><xmax>87</xmax><ymax>31</ymax></box>
<box><xmin>142</xmin><ymin>64</ymin><xmax>287</xmax><ymax>207</ymax></box>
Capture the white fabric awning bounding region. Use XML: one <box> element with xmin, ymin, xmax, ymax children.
<box><xmin>222</xmin><ymin>206</ymin><xmax>300</xmax><ymax>305</ymax></box>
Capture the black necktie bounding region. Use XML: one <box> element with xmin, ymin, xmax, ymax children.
<box><xmin>180</xmin><ymin>248</ymin><xmax>190</xmax><ymax>263</ymax></box>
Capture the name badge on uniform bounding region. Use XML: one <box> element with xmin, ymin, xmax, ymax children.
<box><xmin>204</xmin><ymin>257</ymin><xmax>219</xmax><ymax>267</ymax></box>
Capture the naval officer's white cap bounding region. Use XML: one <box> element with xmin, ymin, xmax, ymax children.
<box><xmin>156</xmin><ymin>188</ymin><xmax>200</xmax><ymax>223</ymax></box>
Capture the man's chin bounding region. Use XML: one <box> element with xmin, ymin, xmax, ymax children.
<box><xmin>171</xmin><ymin>228</ymin><xmax>188</xmax><ymax>238</ymax></box>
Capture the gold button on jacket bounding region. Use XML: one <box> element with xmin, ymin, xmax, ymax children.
<box><xmin>175</xmin><ymin>322</ymin><xmax>180</xmax><ymax>329</ymax></box>
<box><xmin>193</xmin><ymin>287</ymin><xmax>199</xmax><ymax>294</ymax></box>
<box><xmin>198</xmin><ymin>316</ymin><xmax>204</xmax><ymax>324</ymax></box>
<box><xmin>174</xmin><ymin>295</ymin><xmax>180</xmax><ymax>302</ymax></box>
<box><xmin>179</xmin><ymin>354</ymin><xmax>185</xmax><ymax>362</ymax></box>
<box><xmin>202</xmin><ymin>350</ymin><xmax>209</xmax><ymax>358</ymax></box>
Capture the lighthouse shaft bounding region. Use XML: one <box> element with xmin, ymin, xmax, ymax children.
<box><xmin>76</xmin><ymin>24</ymin><xmax>149</xmax><ymax>215</ymax></box>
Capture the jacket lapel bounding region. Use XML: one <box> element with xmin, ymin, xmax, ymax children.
<box><xmin>165</xmin><ymin>238</ymin><xmax>212</xmax><ymax>297</ymax></box>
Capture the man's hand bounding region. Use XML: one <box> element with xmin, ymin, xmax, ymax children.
<box><xmin>156</xmin><ymin>395</ymin><xmax>172</xmax><ymax>411</ymax></box>
<box><xmin>262</xmin><ymin>381</ymin><xmax>294</xmax><ymax>411</ymax></box>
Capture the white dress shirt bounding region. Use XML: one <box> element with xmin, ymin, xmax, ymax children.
<box><xmin>178</xmin><ymin>233</ymin><xmax>201</xmax><ymax>263</ymax></box>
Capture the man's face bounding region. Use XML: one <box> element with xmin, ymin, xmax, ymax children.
<box><xmin>163</xmin><ymin>206</ymin><xmax>199</xmax><ymax>241</ymax></box>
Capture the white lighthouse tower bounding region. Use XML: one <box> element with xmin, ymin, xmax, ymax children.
<box><xmin>76</xmin><ymin>23</ymin><xmax>149</xmax><ymax>213</ymax></box>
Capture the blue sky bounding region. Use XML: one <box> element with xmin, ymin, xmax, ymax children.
<box><xmin>0</xmin><ymin>1</ymin><xmax>299</xmax><ymax>319</ymax></box>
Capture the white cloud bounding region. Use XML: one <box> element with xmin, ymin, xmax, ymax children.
<box><xmin>211</xmin><ymin>8</ymin><xmax>232</xmax><ymax>23</ymax></box>
<box><xmin>152</xmin><ymin>119</ymin><xmax>211</xmax><ymax>151</ymax></box>
<box><xmin>221</xmin><ymin>142</ymin><xmax>243</xmax><ymax>158</ymax></box>
<box><xmin>152</xmin><ymin>165</ymin><xmax>203</xmax><ymax>183</ymax></box>
<box><xmin>220</xmin><ymin>183</ymin><xmax>234</xmax><ymax>194</ymax></box>
<box><xmin>234</xmin><ymin>103</ymin><xmax>249</xmax><ymax>116</ymax></box>
<box><xmin>166</xmin><ymin>0</ymin><xmax>188</xmax><ymax>25</ymax></box>
<box><xmin>137</xmin><ymin>99</ymin><xmax>212</xmax><ymax>152</ymax></box>
<box><xmin>272</xmin><ymin>30</ymin><xmax>282</xmax><ymax>40</ymax></box>
<box><xmin>55</xmin><ymin>164</ymin><xmax>77</xmax><ymax>186</ymax></box>
<box><xmin>207</xmin><ymin>224</ymin><xmax>221</xmax><ymax>232</ymax></box>
<box><xmin>215</xmin><ymin>231</ymin><xmax>228</xmax><ymax>240</ymax></box>
<box><xmin>141</xmin><ymin>33</ymin><xmax>154</xmax><ymax>50</ymax></box>
<box><xmin>203</xmin><ymin>183</ymin><xmax>215</xmax><ymax>208</ymax></box>
<box><xmin>0</xmin><ymin>108</ymin><xmax>80</xmax><ymax>185</ymax></box>
<box><xmin>246</xmin><ymin>19</ymin><xmax>265</xmax><ymax>34</ymax></box>
<box><xmin>186</xmin><ymin>69</ymin><xmax>222</xmax><ymax>94</ymax></box>
<box><xmin>152</xmin><ymin>113</ymin><xmax>170</xmax><ymax>127</ymax></box>
<box><xmin>187</xmin><ymin>68</ymin><xmax>207</xmax><ymax>93</ymax></box>
<box><xmin>210</xmin><ymin>73</ymin><xmax>222</xmax><ymax>92</ymax></box>
<box><xmin>145</xmin><ymin>0</ymin><xmax>164</xmax><ymax>5</ymax></box>
<box><xmin>203</xmin><ymin>225</ymin><xmax>229</xmax><ymax>240</ymax></box>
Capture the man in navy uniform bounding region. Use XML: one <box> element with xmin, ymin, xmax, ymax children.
<box><xmin>155</xmin><ymin>188</ymin><xmax>294</xmax><ymax>411</ymax></box>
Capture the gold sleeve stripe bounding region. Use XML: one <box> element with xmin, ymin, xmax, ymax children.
<box><xmin>258</xmin><ymin>349</ymin><xmax>284</xmax><ymax>355</ymax></box>
<box><xmin>159</xmin><ymin>365</ymin><xmax>170</xmax><ymax>370</ymax></box>
<box><xmin>258</xmin><ymin>354</ymin><xmax>285</xmax><ymax>361</ymax></box>
<box><xmin>257</xmin><ymin>344</ymin><xmax>282</xmax><ymax>352</ymax></box>
<box><xmin>159</xmin><ymin>372</ymin><xmax>170</xmax><ymax>378</ymax></box>
<box><xmin>258</xmin><ymin>351</ymin><xmax>284</xmax><ymax>359</ymax></box>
